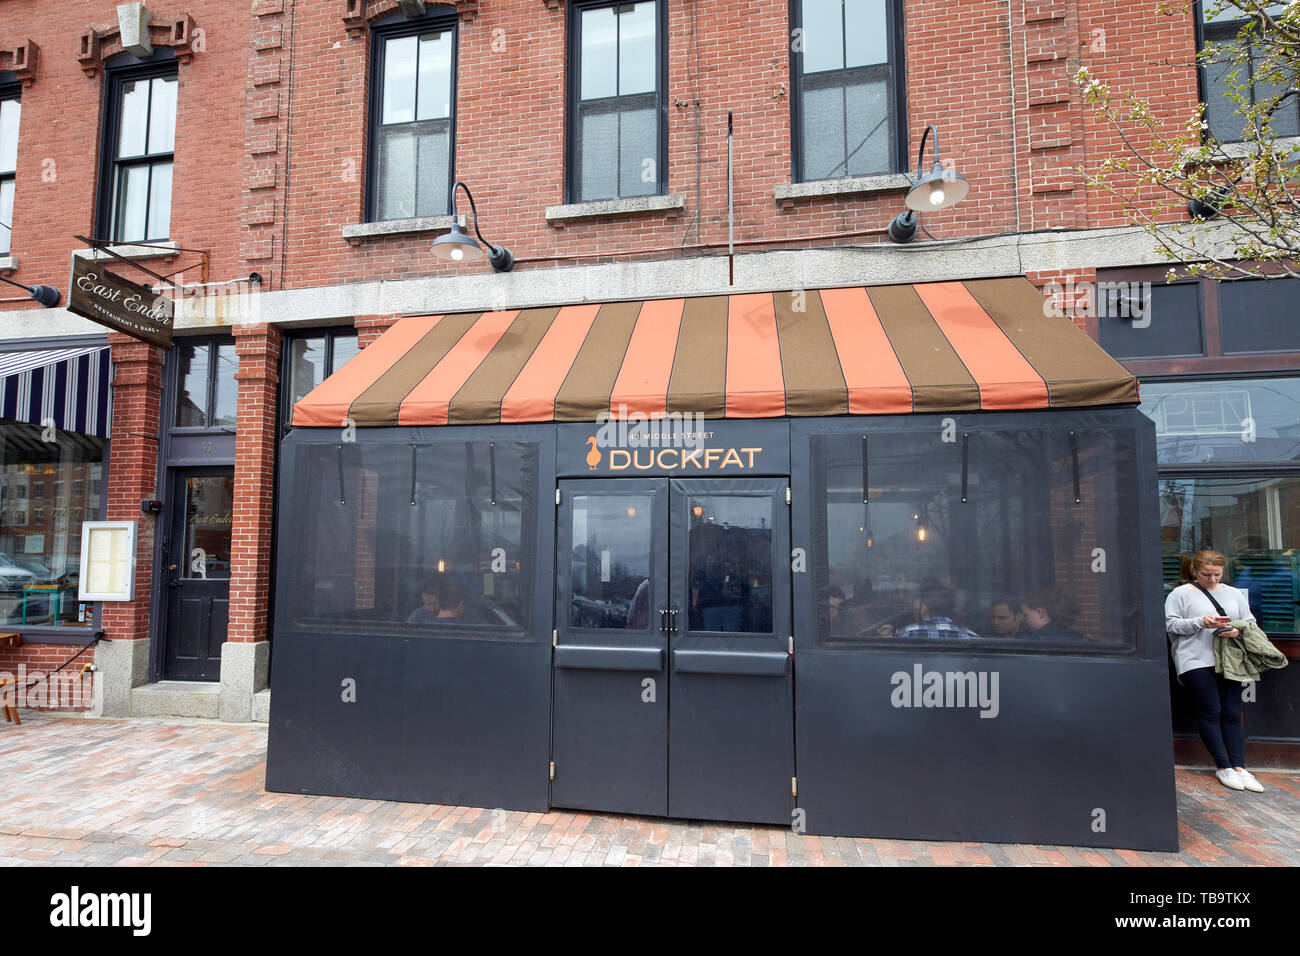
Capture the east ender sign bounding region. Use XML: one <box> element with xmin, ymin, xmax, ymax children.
<box><xmin>67</xmin><ymin>256</ymin><xmax>174</xmax><ymax>348</ymax></box>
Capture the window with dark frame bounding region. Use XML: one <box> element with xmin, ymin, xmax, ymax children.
<box><xmin>367</xmin><ymin>12</ymin><xmax>457</xmax><ymax>222</ymax></box>
<box><xmin>568</xmin><ymin>0</ymin><xmax>666</xmax><ymax>203</ymax></box>
<box><xmin>0</xmin><ymin>81</ymin><xmax>19</xmax><ymax>256</ymax></box>
<box><xmin>281</xmin><ymin>329</ymin><xmax>361</xmax><ymax>431</ymax></box>
<box><xmin>97</xmin><ymin>54</ymin><xmax>177</xmax><ymax>244</ymax></box>
<box><xmin>791</xmin><ymin>0</ymin><xmax>906</xmax><ymax>182</ymax></box>
<box><xmin>173</xmin><ymin>339</ymin><xmax>237</xmax><ymax>430</ymax></box>
<box><xmin>1197</xmin><ymin>1</ymin><xmax>1299</xmax><ymax>143</ymax></box>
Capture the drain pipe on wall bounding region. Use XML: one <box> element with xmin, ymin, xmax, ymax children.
<box><xmin>728</xmin><ymin>110</ymin><xmax>735</xmax><ymax>286</ymax></box>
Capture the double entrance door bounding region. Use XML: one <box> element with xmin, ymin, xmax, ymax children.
<box><xmin>553</xmin><ymin>478</ymin><xmax>794</xmax><ymax>825</ymax></box>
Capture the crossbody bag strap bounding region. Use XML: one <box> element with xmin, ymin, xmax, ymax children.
<box><xmin>1193</xmin><ymin>582</ymin><xmax>1228</xmax><ymax>618</ymax></box>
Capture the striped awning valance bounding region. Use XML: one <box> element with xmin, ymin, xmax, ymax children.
<box><xmin>292</xmin><ymin>277</ymin><xmax>1139</xmax><ymax>428</ymax></box>
<box><xmin>0</xmin><ymin>346</ymin><xmax>112</xmax><ymax>438</ymax></box>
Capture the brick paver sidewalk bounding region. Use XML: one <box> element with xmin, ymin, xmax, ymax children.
<box><xmin>0</xmin><ymin>713</ymin><xmax>1296</xmax><ymax>866</ymax></box>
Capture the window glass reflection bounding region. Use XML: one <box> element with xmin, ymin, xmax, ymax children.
<box><xmin>212</xmin><ymin>343</ymin><xmax>238</xmax><ymax>427</ymax></box>
<box><xmin>687</xmin><ymin>496</ymin><xmax>773</xmax><ymax>633</ymax></box>
<box><xmin>1160</xmin><ymin>476</ymin><xmax>1300</xmax><ymax>635</ymax></box>
<box><xmin>175</xmin><ymin>344</ymin><xmax>209</xmax><ymax>427</ymax></box>
<box><xmin>570</xmin><ymin>494</ymin><xmax>652</xmax><ymax>629</ymax></box>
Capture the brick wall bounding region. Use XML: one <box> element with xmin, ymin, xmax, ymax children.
<box><xmin>0</xmin><ymin>642</ymin><xmax>97</xmax><ymax>712</ymax></box>
<box><xmin>228</xmin><ymin>323</ymin><xmax>281</xmax><ymax>643</ymax></box>
<box><xmin>0</xmin><ymin>0</ymin><xmax>1211</xmax><ymax>308</ymax></box>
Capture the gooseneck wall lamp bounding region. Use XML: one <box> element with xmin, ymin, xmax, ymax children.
<box><xmin>0</xmin><ymin>275</ymin><xmax>61</xmax><ymax>308</ymax></box>
<box><xmin>888</xmin><ymin>124</ymin><xmax>971</xmax><ymax>243</ymax></box>
<box><xmin>431</xmin><ymin>181</ymin><xmax>516</xmax><ymax>273</ymax></box>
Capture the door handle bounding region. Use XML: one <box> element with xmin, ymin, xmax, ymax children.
<box><xmin>668</xmin><ymin>608</ymin><xmax>679</xmax><ymax>634</ymax></box>
<box><xmin>658</xmin><ymin>608</ymin><xmax>669</xmax><ymax>634</ymax></box>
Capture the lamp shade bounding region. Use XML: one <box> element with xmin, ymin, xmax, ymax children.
<box><xmin>431</xmin><ymin>221</ymin><xmax>484</xmax><ymax>263</ymax></box>
<box><xmin>904</xmin><ymin>162</ymin><xmax>970</xmax><ymax>213</ymax></box>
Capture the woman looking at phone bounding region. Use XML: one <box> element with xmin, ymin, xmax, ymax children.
<box><xmin>1165</xmin><ymin>550</ymin><xmax>1264</xmax><ymax>792</ymax></box>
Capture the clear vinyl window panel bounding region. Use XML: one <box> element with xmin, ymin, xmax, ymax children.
<box><xmin>811</xmin><ymin>427</ymin><xmax>1140</xmax><ymax>651</ymax></box>
<box><xmin>569</xmin><ymin>493</ymin><xmax>653</xmax><ymax>630</ymax></box>
<box><xmin>1159</xmin><ymin>476</ymin><xmax>1300</xmax><ymax>636</ymax></box>
<box><xmin>286</xmin><ymin>441</ymin><xmax>538</xmax><ymax>635</ymax></box>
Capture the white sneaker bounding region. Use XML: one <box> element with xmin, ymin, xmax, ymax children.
<box><xmin>1216</xmin><ymin>768</ymin><xmax>1246</xmax><ymax>790</ymax></box>
<box><xmin>1236</xmin><ymin>769</ymin><xmax>1265</xmax><ymax>793</ymax></box>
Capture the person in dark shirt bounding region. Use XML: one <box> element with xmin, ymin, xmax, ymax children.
<box><xmin>406</xmin><ymin>578</ymin><xmax>441</xmax><ymax>624</ymax></box>
<box><xmin>1020</xmin><ymin>588</ymin><xmax>1088</xmax><ymax>642</ymax></box>
<box><xmin>988</xmin><ymin>596</ymin><xmax>1025</xmax><ymax>638</ymax></box>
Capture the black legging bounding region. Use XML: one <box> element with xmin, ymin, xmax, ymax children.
<box><xmin>1182</xmin><ymin>666</ymin><xmax>1246</xmax><ymax>769</ymax></box>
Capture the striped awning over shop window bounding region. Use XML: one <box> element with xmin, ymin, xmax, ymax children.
<box><xmin>292</xmin><ymin>277</ymin><xmax>1139</xmax><ymax>428</ymax></box>
<box><xmin>0</xmin><ymin>346</ymin><xmax>112</xmax><ymax>438</ymax></box>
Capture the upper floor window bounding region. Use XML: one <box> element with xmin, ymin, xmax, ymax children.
<box><xmin>368</xmin><ymin>12</ymin><xmax>457</xmax><ymax>221</ymax></box>
<box><xmin>568</xmin><ymin>0</ymin><xmax>666</xmax><ymax>202</ymax></box>
<box><xmin>1198</xmin><ymin>2</ymin><xmax>1299</xmax><ymax>143</ymax></box>
<box><xmin>791</xmin><ymin>0</ymin><xmax>906</xmax><ymax>181</ymax></box>
<box><xmin>0</xmin><ymin>82</ymin><xmax>19</xmax><ymax>256</ymax></box>
<box><xmin>97</xmin><ymin>53</ymin><xmax>177</xmax><ymax>243</ymax></box>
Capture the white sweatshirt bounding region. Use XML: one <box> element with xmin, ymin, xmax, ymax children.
<box><xmin>1164</xmin><ymin>583</ymin><xmax>1255</xmax><ymax>676</ymax></box>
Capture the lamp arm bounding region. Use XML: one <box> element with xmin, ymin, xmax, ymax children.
<box><xmin>915</xmin><ymin>124</ymin><xmax>940</xmax><ymax>176</ymax></box>
<box><xmin>0</xmin><ymin>275</ymin><xmax>29</xmax><ymax>294</ymax></box>
<box><xmin>452</xmin><ymin>180</ymin><xmax>500</xmax><ymax>250</ymax></box>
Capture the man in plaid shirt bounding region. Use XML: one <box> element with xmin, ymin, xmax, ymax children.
<box><xmin>898</xmin><ymin>586</ymin><xmax>980</xmax><ymax>640</ymax></box>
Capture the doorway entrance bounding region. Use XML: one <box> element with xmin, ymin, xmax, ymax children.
<box><xmin>162</xmin><ymin>468</ymin><xmax>234</xmax><ymax>681</ymax></box>
<box><xmin>552</xmin><ymin>477</ymin><xmax>794</xmax><ymax>824</ymax></box>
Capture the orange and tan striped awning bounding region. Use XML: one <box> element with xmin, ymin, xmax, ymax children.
<box><xmin>292</xmin><ymin>277</ymin><xmax>1139</xmax><ymax>428</ymax></box>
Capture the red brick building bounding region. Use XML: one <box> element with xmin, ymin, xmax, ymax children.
<box><xmin>0</xmin><ymin>1</ymin><xmax>1295</xmax><ymax>762</ymax></box>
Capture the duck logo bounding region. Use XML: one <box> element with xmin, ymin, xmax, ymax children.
<box><xmin>585</xmin><ymin>436</ymin><xmax>602</xmax><ymax>470</ymax></box>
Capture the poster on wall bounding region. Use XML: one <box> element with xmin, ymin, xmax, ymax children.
<box><xmin>78</xmin><ymin>521</ymin><xmax>137</xmax><ymax>602</ymax></box>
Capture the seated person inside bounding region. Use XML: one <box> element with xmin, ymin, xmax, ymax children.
<box><xmin>987</xmin><ymin>596</ymin><xmax>1025</xmax><ymax>638</ymax></box>
<box><xmin>898</xmin><ymin>585</ymin><xmax>979</xmax><ymax>640</ymax></box>
<box><xmin>1020</xmin><ymin>588</ymin><xmax>1088</xmax><ymax>642</ymax></box>
<box><xmin>407</xmin><ymin>578</ymin><xmax>441</xmax><ymax>624</ymax></box>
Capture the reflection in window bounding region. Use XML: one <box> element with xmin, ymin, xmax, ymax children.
<box><xmin>183</xmin><ymin>476</ymin><xmax>233</xmax><ymax>579</ymax></box>
<box><xmin>1199</xmin><ymin>3</ymin><xmax>1299</xmax><ymax>143</ymax></box>
<box><xmin>288</xmin><ymin>441</ymin><xmax>536</xmax><ymax>634</ymax></box>
<box><xmin>795</xmin><ymin>0</ymin><xmax>900</xmax><ymax>180</ymax></box>
<box><xmin>373</xmin><ymin>25</ymin><xmax>455</xmax><ymax>220</ymax></box>
<box><xmin>812</xmin><ymin>428</ymin><xmax>1137</xmax><ymax>648</ymax></box>
<box><xmin>687</xmin><ymin>496</ymin><xmax>773</xmax><ymax>633</ymax></box>
<box><xmin>0</xmin><ymin>91</ymin><xmax>19</xmax><ymax>256</ymax></box>
<box><xmin>570</xmin><ymin>494</ymin><xmax>652</xmax><ymax>629</ymax></box>
<box><xmin>285</xmin><ymin>330</ymin><xmax>361</xmax><ymax>429</ymax></box>
<box><xmin>110</xmin><ymin>73</ymin><xmax>177</xmax><ymax>243</ymax></box>
<box><xmin>1160</xmin><ymin>476</ymin><xmax>1300</xmax><ymax>635</ymax></box>
<box><xmin>0</xmin><ymin>421</ymin><xmax>104</xmax><ymax>627</ymax></box>
<box><xmin>1140</xmin><ymin>377</ymin><xmax>1300</xmax><ymax>464</ymax></box>
<box><xmin>175</xmin><ymin>344</ymin><xmax>210</xmax><ymax>427</ymax></box>
<box><xmin>573</xmin><ymin>0</ymin><xmax>661</xmax><ymax>201</ymax></box>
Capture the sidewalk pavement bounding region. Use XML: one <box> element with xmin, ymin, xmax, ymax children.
<box><xmin>0</xmin><ymin>712</ymin><xmax>1296</xmax><ymax>866</ymax></box>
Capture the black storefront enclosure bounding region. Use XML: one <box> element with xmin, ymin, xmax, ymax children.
<box><xmin>266</xmin><ymin>281</ymin><xmax>1179</xmax><ymax>850</ymax></box>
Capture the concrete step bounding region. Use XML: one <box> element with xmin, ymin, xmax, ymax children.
<box><xmin>251</xmin><ymin>688</ymin><xmax>271</xmax><ymax>723</ymax></box>
<box><xmin>130</xmin><ymin>680</ymin><xmax>220</xmax><ymax>719</ymax></box>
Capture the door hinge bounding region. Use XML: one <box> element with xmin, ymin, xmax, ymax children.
<box><xmin>788</xmin><ymin>635</ymin><xmax>794</xmax><ymax>654</ymax></box>
<box><xmin>791</xmin><ymin>776</ymin><xmax>798</xmax><ymax>797</ymax></box>
<box><xmin>785</xmin><ymin>487</ymin><xmax>791</xmax><ymax>505</ymax></box>
<box><xmin>552</xmin><ymin>628</ymin><xmax>558</xmax><ymax>647</ymax></box>
<box><xmin>549</xmin><ymin>761</ymin><xmax>556</xmax><ymax>781</ymax></box>
<box><xmin>555</xmin><ymin>488</ymin><xmax>562</xmax><ymax>505</ymax></box>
